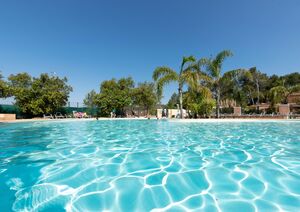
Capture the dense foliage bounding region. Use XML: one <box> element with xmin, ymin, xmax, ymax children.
<box><xmin>132</xmin><ymin>82</ymin><xmax>157</xmax><ymax>115</ymax></box>
<box><xmin>0</xmin><ymin>72</ymin><xmax>10</xmax><ymax>98</ymax></box>
<box><xmin>155</xmin><ymin>50</ymin><xmax>300</xmax><ymax>117</ymax></box>
<box><xmin>7</xmin><ymin>73</ymin><xmax>72</xmax><ymax>116</ymax></box>
<box><xmin>86</xmin><ymin>77</ymin><xmax>157</xmax><ymax>117</ymax></box>
<box><xmin>93</xmin><ymin>77</ymin><xmax>134</xmax><ymax>117</ymax></box>
<box><xmin>166</xmin><ymin>93</ymin><xmax>179</xmax><ymax>109</ymax></box>
<box><xmin>183</xmin><ymin>87</ymin><xmax>215</xmax><ymax>118</ymax></box>
<box><xmin>83</xmin><ymin>90</ymin><xmax>98</xmax><ymax>116</ymax></box>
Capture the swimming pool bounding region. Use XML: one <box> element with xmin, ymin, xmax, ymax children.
<box><xmin>1</xmin><ymin>120</ymin><xmax>300</xmax><ymax>211</ymax></box>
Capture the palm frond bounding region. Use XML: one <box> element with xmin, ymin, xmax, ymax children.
<box><xmin>289</xmin><ymin>84</ymin><xmax>300</xmax><ymax>93</ymax></box>
<box><xmin>156</xmin><ymin>72</ymin><xmax>178</xmax><ymax>87</ymax></box>
<box><xmin>154</xmin><ymin>73</ymin><xmax>178</xmax><ymax>101</ymax></box>
<box><xmin>214</xmin><ymin>50</ymin><xmax>233</xmax><ymax>68</ymax></box>
<box><xmin>206</xmin><ymin>59</ymin><xmax>218</xmax><ymax>78</ymax></box>
<box><xmin>198</xmin><ymin>58</ymin><xmax>209</xmax><ymax>67</ymax></box>
<box><xmin>152</xmin><ymin>66</ymin><xmax>177</xmax><ymax>81</ymax></box>
<box><xmin>199</xmin><ymin>86</ymin><xmax>213</xmax><ymax>99</ymax></box>
<box><xmin>182</xmin><ymin>55</ymin><xmax>196</xmax><ymax>65</ymax></box>
<box><xmin>180</xmin><ymin>56</ymin><xmax>196</xmax><ymax>73</ymax></box>
<box><xmin>181</xmin><ymin>70</ymin><xmax>199</xmax><ymax>90</ymax></box>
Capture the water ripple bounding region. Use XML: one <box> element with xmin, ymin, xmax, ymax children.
<box><xmin>1</xmin><ymin>120</ymin><xmax>300</xmax><ymax>211</ymax></box>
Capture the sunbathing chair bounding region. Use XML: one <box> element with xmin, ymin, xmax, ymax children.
<box><xmin>43</xmin><ymin>114</ymin><xmax>54</xmax><ymax>119</ymax></box>
<box><xmin>55</xmin><ymin>112</ymin><xmax>65</xmax><ymax>119</ymax></box>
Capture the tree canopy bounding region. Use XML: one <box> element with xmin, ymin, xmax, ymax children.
<box><xmin>0</xmin><ymin>72</ymin><xmax>10</xmax><ymax>98</ymax></box>
<box><xmin>7</xmin><ymin>73</ymin><xmax>72</xmax><ymax>116</ymax></box>
<box><xmin>94</xmin><ymin>77</ymin><xmax>134</xmax><ymax>117</ymax></box>
<box><xmin>132</xmin><ymin>82</ymin><xmax>157</xmax><ymax>115</ymax></box>
<box><xmin>86</xmin><ymin>78</ymin><xmax>158</xmax><ymax>117</ymax></box>
<box><xmin>166</xmin><ymin>93</ymin><xmax>179</xmax><ymax>109</ymax></box>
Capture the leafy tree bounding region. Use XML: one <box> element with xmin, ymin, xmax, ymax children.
<box><xmin>8</xmin><ymin>73</ymin><xmax>72</xmax><ymax>116</ymax></box>
<box><xmin>83</xmin><ymin>89</ymin><xmax>98</xmax><ymax>116</ymax></box>
<box><xmin>84</xmin><ymin>90</ymin><xmax>97</xmax><ymax>107</ymax></box>
<box><xmin>220</xmin><ymin>69</ymin><xmax>249</xmax><ymax>107</ymax></box>
<box><xmin>266</xmin><ymin>74</ymin><xmax>283</xmax><ymax>90</ymax></box>
<box><xmin>183</xmin><ymin>87</ymin><xmax>215</xmax><ymax>118</ymax></box>
<box><xmin>152</xmin><ymin>56</ymin><xmax>196</xmax><ymax>118</ymax></box>
<box><xmin>269</xmin><ymin>84</ymin><xmax>300</xmax><ymax>107</ymax></box>
<box><xmin>132</xmin><ymin>82</ymin><xmax>157</xmax><ymax>116</ymax></box>
<box><xmin>246</xmin><ymin>67</ymin><xmax>269</xmax><ymax>106</ymax></box>
<box><xmin>201</xmin><ymin>50</ymin><xmax>233</xmax><ymax>118</ymax></box>
<box><xmin>95</xmin><ymin>77</ymin><xmax>134</xmax><ymax>117</ymax></box>
<box><xmin>8</xmin><ymin>73</ymin><xmax>33</xmax><ymax>113</ymax></box>
<box><xmin>166</xmin><ymin>92</ymin><xmax>179</xmax><ymax>109</ymax></box>
<box><xmin>282</xmin><ymin>72</ymin><xmax>300</xmax><ymax>88</ymax></box>
<box><xmin>0</xmin><ymin>72</ymin><xmax>10</xmax><ymax>98</ymax></box>
<box><xmin>269</xmin><ymin>86</ymin><xmax>288</xmax><ymax>107</ymax></box>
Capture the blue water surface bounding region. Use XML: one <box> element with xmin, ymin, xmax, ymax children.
<box><xmin>1</xmin><ymin>120</ymin><xmax>300</xmax><ymax>211</ymax></box>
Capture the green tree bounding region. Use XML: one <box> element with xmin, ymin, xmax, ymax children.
<box><xmin>152</xmin><ymin>56</ymin><xmax>196</xmax><ymax>118</ymax></box>
<box><xmin>95</xmin><ymin>77</ymin><xmax>134</xmax><ymax>117</ymax></box>
<box><xmin>201</xmin><ymin>50</ymin><xmax>233</xmax><ymax>118</ymax></box>
<box><xmin>266</xmin><ymin>74</ymin><xmax>283</xmax><ymax>90</ymax></box>
<box><xmin>281</xmin><ymin>72</ymin><xmax>300</xmax><ymax>88</ymax></box>
<box><xmin>83</xmin><ymin>90</ymin><xmax>98</xmax><ymax>116</ymax></box>
<box><xmin>8</xmin><ymin>73</ymin><xmax>33</xmax><ymax>113</ymax></box>
<box><xmin>183</xmin><ymin>87</ymin><xmax>215</xmax><ymax>118</ymax></box>
<box><xmin>0</xmin><ymin>72</ymin><xmax>10</xmax><ymax>98</ymax></box>
<box><xmin>246</xmin><ymin>67</ymin><xmax>268</xmax><ymax>106</ymax></box>
<box><xmin>220</xmin><ymin>69</ymin><xmax>249</xmax><ymax>107</ymax></box>
<box><xmin>8</xmin><ymin>73</ymin><xmax>72</xmax><ymax>116</ymax></box>
<box><xmin>269</xmin><ymin>86</ymin><xmax>288</xmax><ymax>107</ymax></box>
<box><xmin>166</xmin><ymin>93</ymin><xmax>179</xmax><ymax>109</ymax></box>
<box><xmin>132</xmin><ymin>82</ymin><xmax>157</xmax><ymax>116</ymax></box>
<box><xmin>269</xmin><ymin>84</ymin><xmax>300</xmax><ymax>107</ymax></box>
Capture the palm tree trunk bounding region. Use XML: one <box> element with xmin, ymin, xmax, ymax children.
<box><xmin>178</xmin><ymin>87</ymin><xmax>183</xmax><ymax>119</ymax></box>
<box><xmin>216</xmin><ymin>87</ymin><xmax>220</xmax><ymax>118</ymax></box>
<box><xmin>256</xmin><ymin>79</ymin><xmax>260</xmax><ymax>112</ymax></box>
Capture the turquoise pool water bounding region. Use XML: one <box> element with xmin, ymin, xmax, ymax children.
<box><xmin>1</xmin><ymin>120</ymin><xmax>300</xmax><ymax>211</ymax></box>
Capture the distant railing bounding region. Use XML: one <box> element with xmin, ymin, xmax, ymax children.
<box><xmin>65</xmin><ymin>102</ymin><xmax>86</xmax><ymax>108</ymax></box>
<box><xmin>0</xmin><ymin>98</ymin><xmax>15</xmax><ymax>105</ymax></box>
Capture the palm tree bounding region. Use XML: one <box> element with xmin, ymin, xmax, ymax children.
<box><xmin>269</xmin><ymin>84</ymin><xmax>300</xmax><ymax>107</ymax></box>
<box><xmin>269</xmin><ymin>86</ymin><xmax>288</xmax><ymax>106</ymax></box>
<box><xmin>152</xmin><ymin>56</ymin><xmax>196</xmax><ymax>118</ymax></box>
<box><xmin>201</xmin><ymin>50</ymin><xmax>233</xmax><ymax>118</ymax></box>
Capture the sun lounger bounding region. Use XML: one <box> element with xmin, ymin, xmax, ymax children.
<box><xmin>43</xmin><ymin>114</ymin><xmax>54</xmax><ymax>119</ymax></box>
<box><xmin>55</xmin><ymin>112</ymin><xmax>65</xmax><ymax>119</ymax></box>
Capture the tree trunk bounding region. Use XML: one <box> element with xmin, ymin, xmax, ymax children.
<box><xmin>216</xmin><ymin>87</ymin><xmax>220</xmax><ymax>118</ymax></box>
<box><xmin>178</xmin><ymin>86</ymin><xmax>183</xmax><ymax>119</ymax></box>
<box><xmin>256</xmin><ymin>79</ymin><xmax>260</xmax><ymax>112</ymax></box>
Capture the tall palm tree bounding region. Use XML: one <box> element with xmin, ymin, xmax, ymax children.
<box><xmin>201</xmin><ymin>50</ymin><xmax>233</xmax><ymax>118</ymax></box>
<box><xmin>152</xmin><ymin>56</ymin><xmax>196</xmax><ymax>118</ymax></box>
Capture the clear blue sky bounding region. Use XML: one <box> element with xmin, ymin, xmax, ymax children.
<box><xmin>1</xmin><ymin>0</ymin><xmax>300</xmax><ymax>104</ymax></box>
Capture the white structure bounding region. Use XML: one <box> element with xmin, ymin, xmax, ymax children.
<box><xmin>156</xmin><ymin>109</ymin><xmax>187</xmax><ymax>119</ymax></box>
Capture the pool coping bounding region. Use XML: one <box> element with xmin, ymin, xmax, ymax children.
<box><xmin>1</xmin><ymin>117</ymin><xmax>300</xmax><ymax>124</ymax></box>
<box><xmin>169</xmin><ymin>118</ymin><xmax>300</xmax><ymax>123</ymax></box>
<box><xmin>0</xmin><ymin>117</ymin><xmax>150</xmax><ymax>123</ymax></box>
